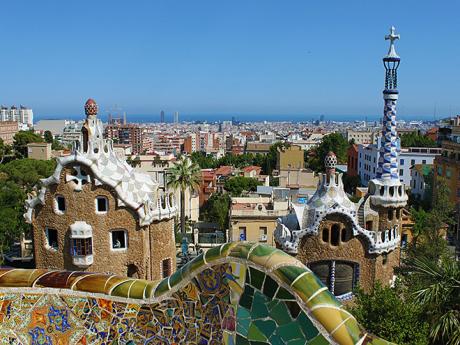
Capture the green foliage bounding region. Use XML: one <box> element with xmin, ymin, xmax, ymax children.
<box><xmin>51</xmin><ymin>140</ymin><xmax>65</xmax><ymax>150</ymax></box>
<box><xmin>224</xmin><ymin>176</ymin><xmax>260</xmax><ymax>196</ymax></box>
<box><xmin>308</xmin><ymin>133</ymin><xmax>349</xmax><ymax>172</ymax></box>
<box><xmin>342</xmin><ymin>173</ymin><xmax>361</xmax><ymax>194</ymax></box>
<box><xmin>349</xmin><ymin>283</ymin><xmax>430</xmax><ymax>345</ymax></box>
<box><xmin>404</xmin><ymin>257</ymin><xmax>460</xmax><ymax>345</ymax></box>
<box><xmin>269</xmin><ymin>176</ymin><xmax>279</xmax><ymax>187</ymax></box>
<box><xmin>0</xmin><ymin>138</ymin><xmax>12</xmax><ymax>164</ymax></box>
<box><xmin>0</xmin><ymin>158</ymin><xmax>56</xmax><ymax>191</ymax></box>
<box><xmin>167</xmin><ymin>156</ymin><xmax>201</xmax><ymax>234</ymax></box>
<box><xmin>44</xmin><ymin>130</ymin><xmax>53</xmax><ymax>143</ymax></box>
<box><xmin>400</xmin><ymin>132</ymin><xmax>437</xmax><ymax>148</ymax></box>
<box><xmin>0</xmin><ymin>181</ymin><xmax>30</xmax><ymax>262</ymax></box>
<box><xmin>13</xmin><ymin>131</ymin><xmax>43</xmax><ymax>158</ymax></box>
<box><xmin>190</xmin><ymin>151</ymin><xmax>272</xmax><ymax>174</ymax></box>
<box><xmin>200</xmin><ymin>193</ymin><xmax>231</xmax><ymax>230</ymax></box>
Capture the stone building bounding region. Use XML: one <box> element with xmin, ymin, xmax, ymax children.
<box><xmin>275</xmin><ymin>27</ymin><xmax>408</xmax><ymax>300</ymax></box>
<box><xmin>25</xmin><ymin>99</ymin><xmax>177</xmax><ymax>280</ymax></box>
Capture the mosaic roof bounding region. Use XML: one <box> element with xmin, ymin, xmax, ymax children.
<box><xmin>24</xmin><ymin>99</ymin><xmax>177</xmax><ymax>226</ymax></box>
<box><xmin>0</xmin><ymin>242</ymin><xmax>393</xmax><ymax>344</ymax></box>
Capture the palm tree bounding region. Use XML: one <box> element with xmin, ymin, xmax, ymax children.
<box><xmin>408</xmin><ymin>256</ymin><xmax>460</xmax><ymax>345</ymax></box>
<box><xmin>167</xmin><ymin>156</ymin><xmax>201</xmax><ymax>234</ymax></box>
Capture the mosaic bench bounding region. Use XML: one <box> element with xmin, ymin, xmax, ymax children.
<box><xmin>0</xmin><ymin>242</ymin><xmax>393</xmax><ymax>345</ymax></box>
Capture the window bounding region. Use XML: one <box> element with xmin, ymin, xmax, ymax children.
<box><xmin>401</xmin><ymin>233</ymin><xmax>408</xmax><ymax>248</ymax></box>
<box><xmin>45</xmin><ymin>228</ymin><xmax>58</xmax><ymax>250</ymax></box>
<box><xmin>365</xmin><ymin>221</ymin><xmax>373</xmax><ymax>230</ymax></box>
<box><xmin>331</xmin><ymin>224</ymin><xmax>340</xmax><ymax>246</ymax></box>
<box><xmin>388</xmin><ymin>209</ymin><xmax>394</xmax><ymax>220</ymax></box>
<box><xmin>55</xmin><ymin>196</ymin><xmax>66</xmax><ymax>213</ymax></box>
<box><xmin>422</xmin><ymin>160</ymin><xmax>426</xmax><ymax>164</ymax></box>
<box><xmin>162</xmin><ymin>258</ymin><xmax>172</xmax><ymax>278</ymax></box>
<box><xmin>111</xmin><ymin>230</ymin><xmax>127</xmax><ymax>250</ymax></box>
<box><xmin>259</xmin><ymin>227</ymin><xmax>267</xmax><ymax>242</ymax></box>
<box><xmin>322</xmin><ymin>228</ymin><xmax>329</xmax><ymax>242</ymax></box>
<box><xmin>399</xmin><ymin>169</ymin><xmax>403</xmax><ymax>177</ymax></box>
<box><xmin>411</xmin><ymin>159</ymin><xmax>415</xmax><ymax>165</ymax></box>
<box><xmin>239</xmin><ymin>227</ymin><xmax>246</xmax><ymax>241</ymax></box>
<box><xmin>96</xmin><ymin>196</ymin><xmax>108</xmax><ymax>213</ymax></box>
<box><xmin>310</xmin><ymin>261</ymin><xmax>358</xmax><ymax>299</ymax></box>
<box><xmin>400</xmin><ymin>159</ymin><xmax>404</xmax><ymax>165</ymax></box>
<box><xmin>71</xmin><ymin>238</ymin><xmax>92</xmax><ymax>256</ymax></box>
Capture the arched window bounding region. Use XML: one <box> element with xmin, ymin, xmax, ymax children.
<box><xmin>341</xmin><ymin>227</ymin><xmax>351</xmax><ymax>243</ymax></box>
<box><xmin>365</xmin><ymin>220</ymin><xmax>373</xmax><ymax>230</ymax></box>
<box><xmin>310</xmin><ymin>260</ymin><xmax>358</xmax><ymax>299</ymax></box>
<box><xmin>396</xmin><ymin>208</ymin><xmax>401</xmax><ymax>219</ymax></box>
<box><xmin>331</xmin><ymin>224</ymin><xmax>340</xmax><ymax>246</ymax></box>
<box><xmin>322</xmin><ymin>228</ymin><xmax>329</xmax><ymax>243</ymax></box>
<box><xmin>388</xmin><ymin>209</ymin><xmax>393</xmax><ymax>221</ymax></box>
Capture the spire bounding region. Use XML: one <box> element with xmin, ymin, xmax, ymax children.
<box><xmin>377</xmin><ymin>27</ymin><xmax>401</xmax><ymax>181</ymax></box>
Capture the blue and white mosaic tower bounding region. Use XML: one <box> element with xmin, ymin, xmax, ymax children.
<box><xmin>377</xmin><ymin>26</ymin><xmax>401</xmax><ymax>180</ymax></box>
<box><xmin>368</xmin><ymin>27</ymin><xmax>407</xmax><ymax>208</ymax></box>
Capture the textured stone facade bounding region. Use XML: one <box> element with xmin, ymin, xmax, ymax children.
<box><xmin>32</xmin><ymin>164</ymin><xmax>176</xmax><ymax>280</ymax></box>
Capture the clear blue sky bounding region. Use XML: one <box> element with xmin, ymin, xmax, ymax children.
<box><xmin>2</xmin><ymin>1</ymin><xmax>459</xmax><ymax>120</ymax></box>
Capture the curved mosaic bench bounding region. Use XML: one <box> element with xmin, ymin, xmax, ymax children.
<box><xmin>0</xmin><ymin>242</ymin><xmax>393</xmax><ymax>345</ymax></box>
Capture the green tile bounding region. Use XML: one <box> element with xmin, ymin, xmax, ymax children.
<box><xmin>253</xmin><ymin>319</ymin><xmax>276</xmax><ymax>338</ymax></box>
<box><xmin>297</xmin><ymin>312</ymin><xmax>318</xmax><ymax>340</ymax></box>
<box><xmin>204</xmin><ymin>245</ymin><xmax>221</xmax><ymax>263</ymax></box>
<box><xmin>251</xmin><ymin>291</ymin><xmax>269</xmax><ymax>318</ymax></box>
<box><xmin>273</xmin><ymin>266</ymin><xmax>307</xmax><ymax>286</ymax></box>
<box><xmin>239</xmin><ymin>285</ymin><xmax>254</xmax><ymax>310</ymax></box>
<box><xmin>307</xmin><ymin>334</ymin><xmax>329</xmax><ymax>345</ymax></box>
<box><xmin>229</xmin><ymin>242</ymin><xmax>254</xmax><ymax>260</ymax></box>
<box><xmin>262</xmin><ymin>275</ymin><xmax>278</xmax><ymax>299</ymax></box>
<box><xmin>249</xmin><ymin>267</ymin><xmax>265</xmax><ymax>291</ymax></box>
<box><xmin>236</xmin><ymin>334</ymin><xmax>251</xmax><ymax>345</ymax></box>
<box><xmin>278</xmin><ymin>323</ymin><xmax>304</xmax><ymax>342</ymax></box>
<box><xmin>275</xmin><ymin>286</ymin><xmax>295</xmax><ymax>300</ymax></box>
<box><xmin>270</xmin><ymin>301</ymin><xmax>292</xmax><ymax>326</ymax></box>
<box><xmin>288</xmin><ymin>339</ymin><xmax>308</xmax><ymax>345</ymax></box>
<box><xmin>248</xmin><ymin>323</ymin><xmax>268</xmax><ymax>342</ymax></box>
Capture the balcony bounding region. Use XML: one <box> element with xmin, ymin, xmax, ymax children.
<box><xmin>231</xmin><ymin>208</ymin><xmax>289</xmax><ymax>218</ymax></box>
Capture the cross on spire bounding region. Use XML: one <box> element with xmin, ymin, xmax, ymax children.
<box><xmin>385</xmin><ymin>26</ymin><xmax>400</xmax><ymax>58</ymax></box>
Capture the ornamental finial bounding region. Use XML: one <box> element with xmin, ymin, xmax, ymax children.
<box><xmin>385</xmin><ymin>26</ymin><xmax>400</xmax><ymax>59</ymax></box>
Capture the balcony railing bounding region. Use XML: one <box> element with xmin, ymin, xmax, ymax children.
<box><xmin>231</xmin><ymin>209</ymin><xmax>289</xmax><ymax>218</ymax></box>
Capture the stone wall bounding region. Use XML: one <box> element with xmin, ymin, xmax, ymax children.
<box><xmin>295</xmin><ymin>214</ymin><xmax>399</xmax><ymax>293</ymax></box>
<box><xmin>32</xmin><ymin>164</ymin><xmax>175</xmax><ymax>281</ymax></box>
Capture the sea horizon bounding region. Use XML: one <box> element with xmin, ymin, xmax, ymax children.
<box><xmin>34</xmin><ymin>113</ymin><xmax>440</xmax><ymax>124</ymax></box>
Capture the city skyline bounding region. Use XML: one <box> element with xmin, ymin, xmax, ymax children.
<box><xmin>2</xmin><ymin>1</ymin><xmax>460</xmax><ymax>119</ymax></box>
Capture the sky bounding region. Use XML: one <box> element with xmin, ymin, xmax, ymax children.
<box><xmin>2</xmin><ymin>1</ymin><xmax>460</xmax><ymax>121</ymax></box>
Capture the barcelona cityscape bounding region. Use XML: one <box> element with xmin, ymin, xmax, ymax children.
<box><xmin>0</xmin><ymin>2</ymin><xmax>459</xmax><ymax>345</ymax></box>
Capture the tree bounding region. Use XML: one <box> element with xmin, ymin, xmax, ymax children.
<box><xmin>13</xmin><ymin>131</ymin><xmax>43</xmax><ymax>158</ymax></box>
<box><xmin>0</xmin><ymin>138</ymin><xmax>12</xmax><ymax>164</ymax></box>
<box><xmin>224</xmin><ymin>176</ymin><xmax>260</xmax><ymax>196</ymax></box>
<box><xmin>405</xmin><ymin>257</ymin><xmax>460</xmax><ymax>345</ymax></box>
<box><xmin>349</xmin><ymin>283</ymin><xmax>430</xmax><ymax>345</ymax></box>
<box><xmin>311</xmin><ymin>133</ymin><xmax>349</xmax><ymax>171</ymax></box>
<box><xmin>201</xmin><ymin>193</ymin><xmax>231</xmax><ymax>230</ymax></box>
<box><xmin>406</xmin><ymin>177</ymin><xmax>453</xmax><ymax>261</ymax></box>
<box><xmin>44</xmin><ymin>130</ymin><xmax>53</xmax><ymax>143</ymax></box>
<box><xmin>167</xmin><ymin>156</ymin><xmax>201</xmax><ymax>234</ymax></box>
<box><xmin>400</xmin><ymin>132</ymin><xmax>437</xmax><ymax>148</ymax></box>
<box><xmin>342</xmin><ymin>173</ymin><xmax>361</xmax><ymax>194</ymax></box>
<box><xmin>0</xmin><ymin>181</ymin><xmax>29</xmax><ymax>263</ymax></box>
<box><xmin>0</xmin><ymin>159</ymin><xmax>56</xmax><ymax>191</ymax></box>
